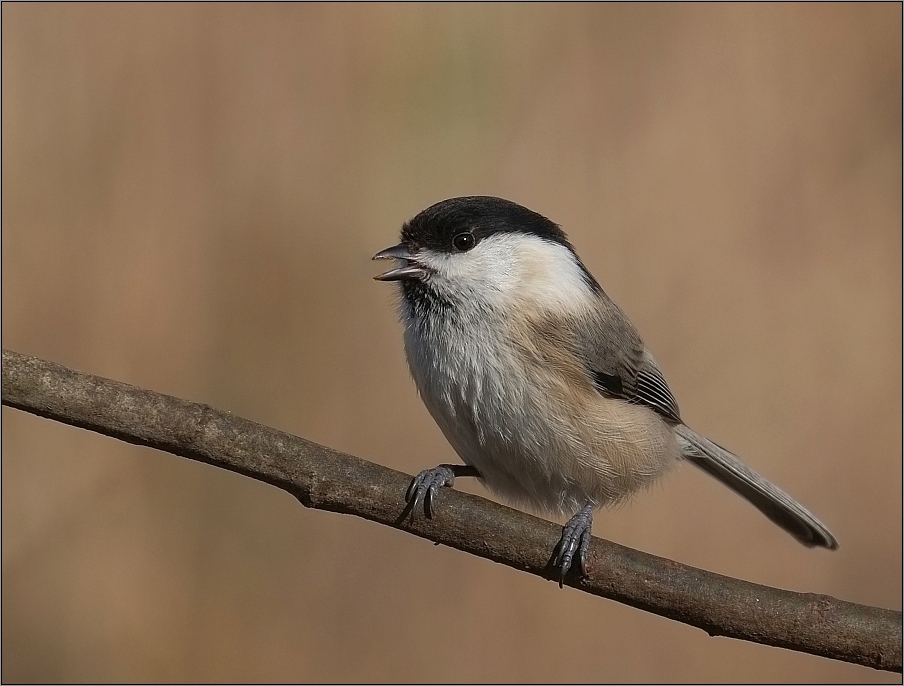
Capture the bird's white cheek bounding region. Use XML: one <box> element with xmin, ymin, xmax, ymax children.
<box><xmin>418</xmin><ymin>234</ymin><xmax>596</xmax><ymax>315</ymax></box>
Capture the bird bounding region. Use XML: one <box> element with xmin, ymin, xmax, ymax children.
<box><xmin>373</xmin><ymin>196</ymin><xmax>838</xmax><ymax>585</ymax></box>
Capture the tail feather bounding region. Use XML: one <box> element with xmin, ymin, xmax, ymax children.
<box><xmin>675</xmin><ymin>424</ymin><xmax>838</xmax><ymax>549</ymax></box>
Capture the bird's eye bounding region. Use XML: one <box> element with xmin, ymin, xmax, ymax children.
<box><xmin>452</xmin><ymin>232</ymin><xmax>476</xmax><ymax>252</ymax></box>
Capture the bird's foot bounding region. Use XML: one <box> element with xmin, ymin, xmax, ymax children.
<box><xmin>551</xmin><ymin>503</ymin><xmax>594</xmax><ymax>587</ymax></box>
<box><xmin>406</xmin><ymin>464</ymin><xmax>480</xmax><ymax>519</ymax></box>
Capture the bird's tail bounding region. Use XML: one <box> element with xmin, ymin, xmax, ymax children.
<box><xmin>675</xmin><ymin>424</ymin><xmax>838</xmax><ymax>549</ymax></box>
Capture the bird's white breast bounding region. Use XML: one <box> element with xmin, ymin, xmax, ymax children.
<box><xmin>400</xmin><ymin>234</ymin><xmax>678</xmax><ymax>516</ymax></box>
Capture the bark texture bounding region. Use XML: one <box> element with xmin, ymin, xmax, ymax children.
<box><xmin>2</xmin><ymin>349</ymin><xmax>900</xmax><ymax>672</ymax></box>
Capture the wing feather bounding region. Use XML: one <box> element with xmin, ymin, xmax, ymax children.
<box><xmin>575</xmin><ymin>299</ymin><xmax>682</xmax><ymax>423</ymax></box>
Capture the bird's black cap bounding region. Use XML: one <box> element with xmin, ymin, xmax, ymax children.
<box><xmin>401</xmin><ymin>196</ymin><xmax>575</xmax><ymax>254</ymax></box>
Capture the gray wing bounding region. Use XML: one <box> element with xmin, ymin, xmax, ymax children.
<box><xmin>571</xmin><ymin>301</ymin><xmax>682</xmax><ymax>424</ymax></box>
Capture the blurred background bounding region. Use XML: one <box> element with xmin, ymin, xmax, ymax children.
<box><xmin>2</xmin><ymin>4</ymin><xmax>901</xmax><ymax>682</ymax></box>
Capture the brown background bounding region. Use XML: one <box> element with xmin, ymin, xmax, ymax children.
<box><xmin>2</xmin><ymin>4</ymin><xmax>901</xmax><ymax>683</ymax></box>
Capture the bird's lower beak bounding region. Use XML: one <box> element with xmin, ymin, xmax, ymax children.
<box><xmin>372</xmin><ymin>244</ymin><xmax>429</xmax><ymax>281</ymax></box>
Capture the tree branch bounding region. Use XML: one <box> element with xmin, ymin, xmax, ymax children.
<box><xmin>2</xmin><ymin>349</ymin><xmax>900</xmax><ymax>672</ymax></box>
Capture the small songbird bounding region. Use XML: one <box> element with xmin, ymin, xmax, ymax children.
<box><xmin>374</xmin><ymin>196</ymin><xmax>837</xmax><ymax>584</ymax></box>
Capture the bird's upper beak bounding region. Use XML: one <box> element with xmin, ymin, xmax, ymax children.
<box><xmin>372</xmin><ymin>244</ymin><xmax>429</xmax><ymax>281</ymax></box>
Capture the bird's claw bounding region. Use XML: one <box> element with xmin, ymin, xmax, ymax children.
<box><xmin>406</xmin><ymin>465</ymin><xmax>456</xmax><ymax>519</ymax></box>
<box><xmin>551</xmin><ymin>504</ymin><xmax>594</xmax><ymax>587</ymax></box>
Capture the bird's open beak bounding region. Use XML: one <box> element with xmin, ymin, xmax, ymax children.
<box><xmin>372</xmin><ymin>244</ymin><xmax>429</xmax><ymax>281</ymax></box>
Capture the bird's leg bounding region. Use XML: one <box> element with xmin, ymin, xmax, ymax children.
<box><xmin>552</xmin><ymin>503</ymin><xmax>594</xmax><ymax>587</ymax></box>
<box><xmin>406</xmin><ymin>464</ymin><xmax>481</xmax><ymax>519</ymax></box>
